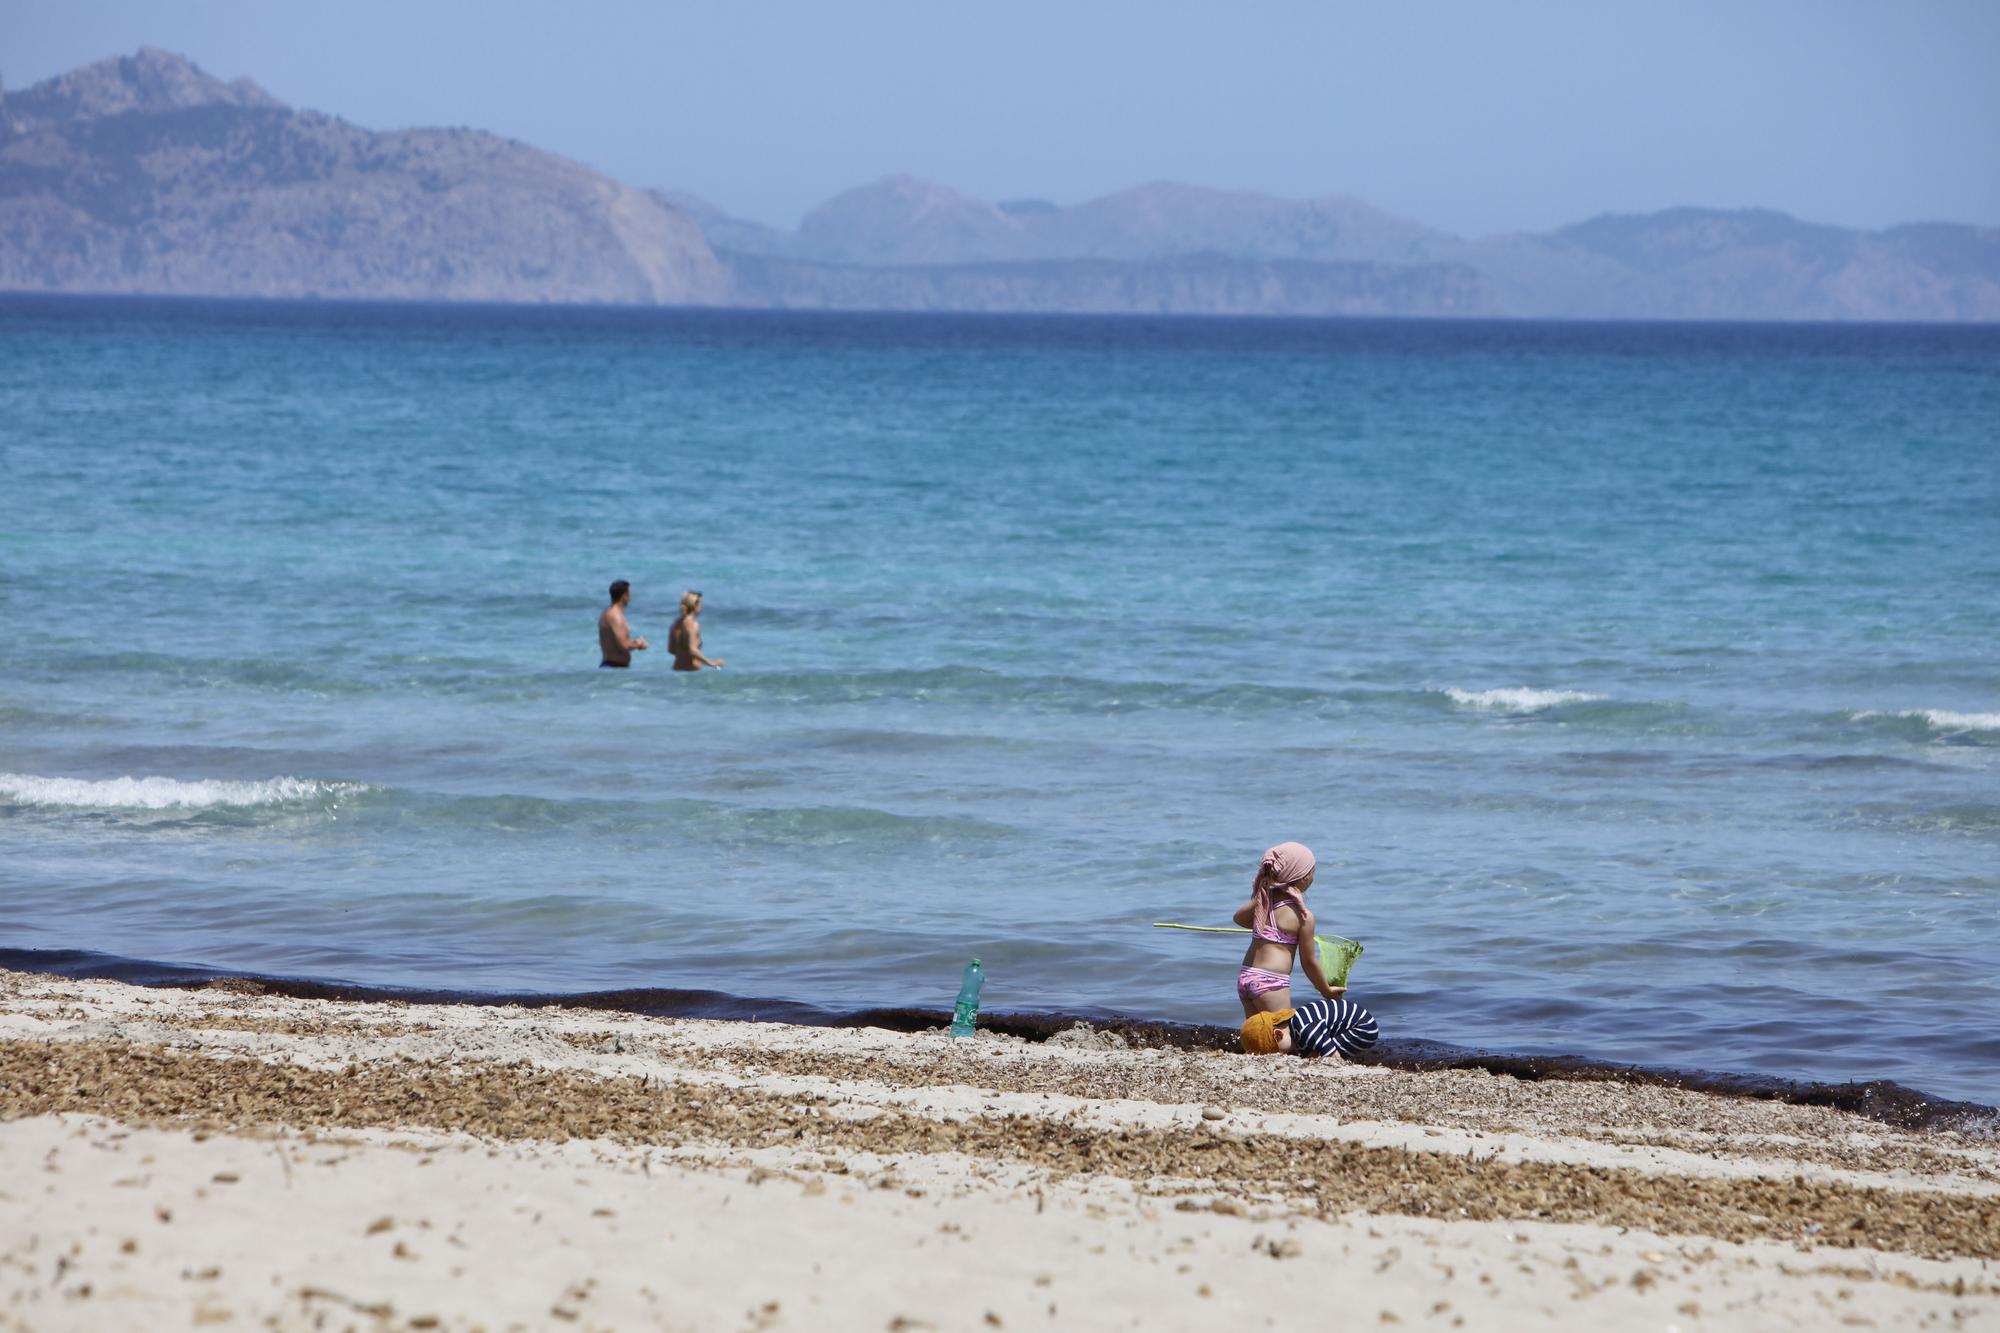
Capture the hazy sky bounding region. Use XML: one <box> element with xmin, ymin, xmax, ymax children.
<box><xmin>7</xmin><ymin>1</ymin><xmax>1998</xmax><ymax>236</ymax></box>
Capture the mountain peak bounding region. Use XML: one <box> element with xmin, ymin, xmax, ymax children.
<box><xmin>0</xmin><ymin>49</ymin><xmax>726</xmax><ymax>305</ymax></box>
<box><xmin>830</xmin><ymin>174</ymin><xmax>989</xmax><ymax>210</ymax></box>
<box><xmin>7</xmin><ymin>48</ymin><xmax>283</xmax><ymax>133</ymax></box>
<box><xmin>1550</xmin><ymin>206</ymin><xmax>1857</xmax><ymax>271</ymax></box>
<box><xmin>797</xmin><ymin>175</ymin><xmax>1022</xmax><ymax>265</ymax></box>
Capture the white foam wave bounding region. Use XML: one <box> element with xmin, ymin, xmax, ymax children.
<box><xmin>0</xmin><ymin>773</ymin><xmax>362</xmax><ymax>810</ymax></box>
<box><xmin>1445</xmin><ymin>687</ymin><xmax>1606</xmax><ymax>714</ymax></box>
<box><xmin>1854</xmin><ymin>709</ymin><xmax>2000</xmax><ymax>734</ymax></box>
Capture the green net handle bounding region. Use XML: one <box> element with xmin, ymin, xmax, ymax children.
<box><xmin>1150</xmin><ymin>923</ymin><xmax>1363</xmax><ymax>986</ymax></box>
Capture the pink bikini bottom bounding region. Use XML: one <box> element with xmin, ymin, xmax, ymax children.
<box><xmin>1236</xmin><ymin>965</ymin><xmax>1291</xmax><ymax>999</ymax></box>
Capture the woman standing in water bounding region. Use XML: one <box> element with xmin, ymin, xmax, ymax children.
<box><xmin>668</xmin><ymin>590</ymin><xmax>725</xmax><ymax>672</ymax></box>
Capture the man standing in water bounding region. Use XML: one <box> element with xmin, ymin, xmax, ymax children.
<box><xmin>597</xmin><ymin>580</ymin><xmax>648</xmax><ymax>669</ymax></box>
<box><xmin>668</xmin><ymin>590</ymin><xmax>725</xmax><ymax>671</ymax></box>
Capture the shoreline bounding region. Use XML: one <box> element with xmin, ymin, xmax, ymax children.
<box><xmin>7</xmin><ymin>945</ymin><xmax>1994</xmax><ymax>1134</ymax></box>
<box><xmin>3</xmin><ymin>966</ymin><xmax>1998</xmax><ymax>1328</ymax></box>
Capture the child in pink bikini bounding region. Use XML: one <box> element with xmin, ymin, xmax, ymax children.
<box><xmin>1233</xmin><ymin>841</ymin><xmax>1345</xmax><ymax>1018</ymax></box>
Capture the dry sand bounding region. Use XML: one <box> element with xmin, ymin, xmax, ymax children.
<box><xmin>1</xmin><ymin>968</ymin><xmax>1995</xmax><ymax>1331</ymax></box>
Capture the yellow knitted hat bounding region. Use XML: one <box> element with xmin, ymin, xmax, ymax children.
<box><xmin>1239</xmin><ymin>1008</ymin><xmax>1295</xmax><ymax>1055</ymax></box>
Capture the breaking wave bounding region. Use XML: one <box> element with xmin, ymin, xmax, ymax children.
<box><xmin>1851</xmin><ymin>709</ymin><xmax>2000</xmax><ymax>740</ymax></box>
<box><xmin>0</xmin><ymin>773</ymin><xmax>367</xmax><ymax>811</ymax></box>
<box><xmin>1443</xmin><ymin>687</ymin><xmax>1608</xmax><ymax>714</ymax></box>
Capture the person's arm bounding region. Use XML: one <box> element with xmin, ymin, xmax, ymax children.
<box><xmin>1230</xmin><ymin>899</ymin><xmax>1257</xmax><ymax>930</ymax></box>
<box><xmin>688</xmin><ymin>619</ymin><xmax>722</xmax><ymax>669</ymax></box>
<box><xmin>1294</xmin><ymin>908</ymin><xmax>1345</xmax><ymax>1001</ymax></box>
<box><xmin>615</xmin><ymin>611</ymin><xmax>647</xmax><ymax>652</ymax></box>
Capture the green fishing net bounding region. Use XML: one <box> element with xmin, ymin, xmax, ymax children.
<box><xmin>1316</xmin><ymin>934</ymin><xmax>1364</xmax><ymax>987</ymax></box>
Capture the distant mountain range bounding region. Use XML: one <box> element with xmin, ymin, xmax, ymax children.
<box><xmin>671</xmin><ymin>177</ymin><xmax>2000</xmax><ymax>321</ymax></box>
<box><xmin>5</xmin><ymin>50</ymin><xmax>1998</xmax><ymax>320</ymax></box>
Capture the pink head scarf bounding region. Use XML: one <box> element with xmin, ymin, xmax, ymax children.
<box><xmin>1252</xmin><ymin>841</ymin><xmax>1316</xmax><ymax>934</ymax></box>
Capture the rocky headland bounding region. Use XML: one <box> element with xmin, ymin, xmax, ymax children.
<box><xmin>0</xmin><ymin>48</ymin><xmax>726</xmax><ymax>305</ymax></box>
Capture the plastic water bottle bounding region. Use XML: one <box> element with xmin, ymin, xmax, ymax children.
<box><xmin>950</xmin><ymin>958</ymin><xmax>984</xmax><ymax>1039</ymax></box>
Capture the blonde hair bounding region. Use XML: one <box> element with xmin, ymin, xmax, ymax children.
<box><xmin>679</xmin><ymin>590</ymin><xmax>702</xmax><ymax>615</ymax></box>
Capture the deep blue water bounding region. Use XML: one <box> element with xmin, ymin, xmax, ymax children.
<box><xmin>2</xmin><ymin>296</ymin><xmax>1997</xmax><ymax>1102</ymax></box>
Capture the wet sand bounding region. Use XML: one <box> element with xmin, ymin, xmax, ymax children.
<box><xmin>1</xmin><ymin>968</ymin><xmax>1996</xmax><ymax>1330</ymax></box>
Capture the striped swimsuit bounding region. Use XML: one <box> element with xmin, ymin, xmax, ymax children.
<box><xmin>1287</xmin><ymin>996</ymin><xmax>1380</xmax><ymax>1058</ymax></box>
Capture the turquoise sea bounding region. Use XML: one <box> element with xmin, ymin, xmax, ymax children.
<box><xmin>2</xmin><ymin>297</ymin><xmax>1996</xmax><ymax>1105</ymax></box>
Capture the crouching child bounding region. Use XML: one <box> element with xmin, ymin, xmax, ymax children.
<box><xmin>1239</xmin><ymin>996</ymin><xmax>1379</xmax><ymax>1058</ymax></box>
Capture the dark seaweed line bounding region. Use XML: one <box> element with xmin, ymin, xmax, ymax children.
<box><xmin>3</xmin><ymin>946</ymin><xmax>1991</xmax><ymax>1134</ymax></box>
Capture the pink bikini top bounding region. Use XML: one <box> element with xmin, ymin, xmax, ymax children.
<box><xmin>1251</xmin><ymin>887</ymin><xmax>1305</xmax><ymax>945</ymax></box>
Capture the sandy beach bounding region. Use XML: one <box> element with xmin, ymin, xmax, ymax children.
<box><xmin>1</xmin><ymin>968</ymin><xmax>1995</xmax><ymax>1331</ymax></box>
